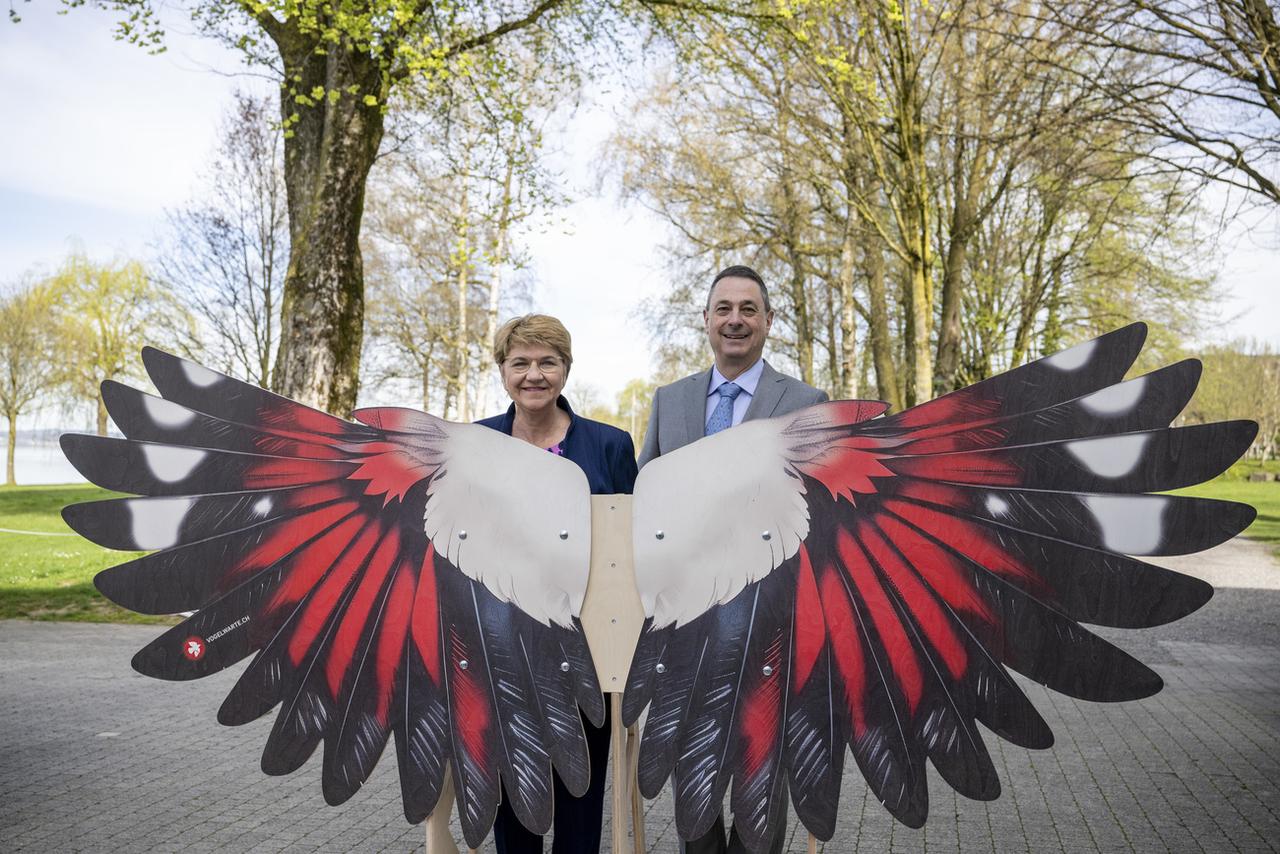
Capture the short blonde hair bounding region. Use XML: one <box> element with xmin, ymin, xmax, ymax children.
<box><xmin>493</xmin><ymin>314</ymin><xmax>573</xmax><ymax>374</ymax></box>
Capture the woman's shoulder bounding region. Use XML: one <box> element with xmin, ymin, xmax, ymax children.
<box><xmin>574</xmin><ymin>415</ymin><xmax>635</xmax><ymax>447</ymax></box>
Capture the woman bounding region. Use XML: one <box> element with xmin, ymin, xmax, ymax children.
<box><xmin>478</xmin><ymin>314</ymin><xmax>637</xmax><ymax>853</ymax></box>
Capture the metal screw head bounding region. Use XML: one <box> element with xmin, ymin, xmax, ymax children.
<box><xmin>655</xmin><ymin>530</ymin><xmax>665</xmax><ymax>540</ymax></box>
<box><xmin>655</xmin><ymin>663</ymin><xmax>667</xmax><ymax>675</ymax></box>
<box><xmin>459</xmin><ymin>659</ymin><xmax>469</xmax><ymax>670</ymax></box>
<box><xmin>761</xmin><ymin>530</ymin><xmax>772</xmax><ymax>541</ymax></box>
<box><xmin>560</xmin><ymin>661</ymin><xmax>570</xmax><ymax>672</ymax></box>
<box><xmin>762</xmin><ymin>665</ymin><xmax>774</xmax><ymax>677</ymax></box>
<box><xmin>559</xmin><ymin>530</ymin><xmax>569</xmax><ymax>540</ymax></box>
<box><xmin>458</xmin><ymin>530</ymin><xmax>468</xmax><ymax>540</ymax></box>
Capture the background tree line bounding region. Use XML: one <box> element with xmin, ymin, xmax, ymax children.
<box><xmin>3</xmin><ymin>0</ymin><xmax>1277</xmax><ymax>484</ymax></box>
<box><xmin>608</xmin><ymin>0</ymin><xmax>1274</xmax><ymax>403</ymax></box>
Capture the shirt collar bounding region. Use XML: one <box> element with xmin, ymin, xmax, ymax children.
<box><xmin>708</xmin><ymin>358</ymin><xmax>765</xmax><ymax>398</ymax></box>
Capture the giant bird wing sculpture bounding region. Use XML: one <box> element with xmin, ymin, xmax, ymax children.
<box><xmin>622</xmin><ymin>321</ymin><xmax>1257</xmax><ymax>849</ymax></box>
<box><xmin>60</xmin><ymin>348</ymin><xmax>604</xmax><ymax>848</ymax></box>
<box><xmin>61</xmin><ymin>323</ymin><xmax>1257</xmax><ymax>850</ymax></box>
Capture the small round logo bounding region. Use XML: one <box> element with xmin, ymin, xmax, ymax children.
<box><xmin>182</xmin><ymin>636</ymin><xmax>206</xmax><ymax>661</ymax></box>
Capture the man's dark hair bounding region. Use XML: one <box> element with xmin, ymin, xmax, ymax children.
<box><xmin>707</xmin><ymin>265</ymin><xmax>771</xmax><ymax>313</ymax></box>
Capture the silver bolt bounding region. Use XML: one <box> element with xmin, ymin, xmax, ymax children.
<box><xmin>655</xmin><ymin>663</ymin><xmax>667</xmax><ymax>675</ymax></box>
<box><xmin>761</xmin><ymin>530</ymin><xmax>772</xmax><ymax>541</ymax></box>
<box><xmin>458</xmin><ymin>530</ymin><xmax>467</xmax><ymax>540</ymax></box>
<box><xmin>459</xmin><ymin>659</ymin><xmax>469</xmax><ymax>670</ymax></box>
<box><xmin>559</xmin><ymin>530</ymin><xmax>569</xmax><ymax>540</ymax></box>
<box><xmin>762</xmin><ymin>665</ymin><xmax>774</xmax><ymax>677</ymax></box>
<box><xmin>560</xmin><ymin>661</ymin><xmax>570</xmax><ymax>672</ymax></box>
<box><xmin>655</xmin><ymin>530</ymin><xmax>665</xmax><ymax>540</ymax></box>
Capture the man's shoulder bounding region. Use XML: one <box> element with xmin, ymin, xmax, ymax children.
<box><xmin>763</xmin><ymin>362</ymin><xmax>828</xmax><ymax>399</ymax></box>
<box><xmin>653</xmin><ymin>370</ymin><xmax>709</xmax><ymax>397</ymax></box>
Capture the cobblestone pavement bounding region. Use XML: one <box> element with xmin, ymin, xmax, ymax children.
<box><xmin>2</xmin><ymin>539</ymin><xmax>1278</xmax><ymax>853</ymax></box>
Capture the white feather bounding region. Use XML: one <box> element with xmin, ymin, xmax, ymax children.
<box><xmin>142</xmin><ymin>395</ymin><xmax>196</xmax><ymax>429</ymax></box>
<box><xmin>1066</xmin><ymin>433</ymin><xmax>1151</xmax><ymax>478</ymax></box>
<box><xmin>1044</xmin><ymin>338</ymin><xmax>1097</xmax><ymax>371</ymax></box>
<box><xmin>1079</xmin><ymin>376</ymin><xmax>1147</xmax><ymax>415</ymax></box>
<box><xmin>423</xmin><ymin>422</ymin><xmax>591</xmax><ymax>628</ymax></box>
<box><xmin>142</xmin><ymin>445</ymin><xmax>206</xmax><ymax>484</ymax></box>
<box><xmin>633</xmin><ymin>419</ymin><xmax>809</xmax><ymax>628</ymax></box>
<box><xmin>129</xmin><ymin>496</ymin><xmax>194</xmax><ymax>548</ymax></box>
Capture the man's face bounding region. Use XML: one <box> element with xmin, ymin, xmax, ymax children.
<box><xmin>704</xmin><ymin>276</ymin><xmax>773</xmax><ymax>373</ymax></box>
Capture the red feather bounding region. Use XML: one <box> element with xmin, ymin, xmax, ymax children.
<box><xmin>325</xmin><ymin>526</ymin><xmax>402</xmax><ymax>697</ymax></box>
<box><xmin>836</xmin><ymin>529</ymin><xmax>923</xmax><ymax>713</ymax></box>
<box><xmin>817</xmin><ymin>561</ymin><xmax>867</xmax><ymax>737</ymax></box>
<box><xmin>284</xmin><ymin>519</ymin><xmax>381</xmax><ymax>665</ymax></box>
<box><xmin>411</xmin><ymin>545</ymin><xmax>442</xmax><ymax>685</ymax></box>
<box><xmin>740</xmin><ymin>633</ymin><xmax>784</xmax><ymax>779</ymax></box>
<box><xmin>858</xmin><ymin>520</ymin><xmax>967</xmax><ymax>680</ymax></box>
<box><xmin>792</xmin><ymin>547</ymin><xmax>825</xmax><ymax>691</ymax></box>
<box><xmin>374</xmin><ymin>563</ymin><xmax>416</xmax><ymax>725</ymax></box>
<box><xmin>451</xmin><ymin>634</ymin><xmax>491</xmax><ymax>767</ymax></box>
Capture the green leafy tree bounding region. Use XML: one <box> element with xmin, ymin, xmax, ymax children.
<box><xmin>0</xmin><ymin>283</ymin><xmax>60</xmax><ymax>485</ymax></box>
<box><xmin>47</xmin><ymin>252</ymin><xmax>194</xmax><ymax>436</ymax></box>
<box><xmin>1183</xmin><ymin>341</ymin><xmax>1280</xmax><ymax>459</ymax></box>
<box><xmin>34</xmin><ymin>0</ymin><xmax>758</xmax><ymax>416</ymax></box>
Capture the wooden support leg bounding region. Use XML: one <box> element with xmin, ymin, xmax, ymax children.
<box><xmin>425</xmin><ymin>769</ymin><xmax>461</xmax><ymax>854</ymax></box>
<box><xmin>610</xmin><ymin>693</ymin><xmax>630</xmax><ymax>854</ymax></box>
<box><xmin>627</xmin><ymin>723</ymin><xmax>645</xmax><ymax>852</ymax></box>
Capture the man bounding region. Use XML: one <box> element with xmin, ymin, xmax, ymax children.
<box><xmin>639</xmin><ymin>265</ymin><xmax>828</xmax><ymax>467</ymax></box>
<box><xmin>637</xmin><ymin>264</ymin><xmax>828</xmax><ymax>852</ymax></box>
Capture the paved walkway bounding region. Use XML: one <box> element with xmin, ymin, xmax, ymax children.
<box><xmin>2</xmin><ymin>539</ymin><xmax>1278</xmax><ymax>852</ymax></box>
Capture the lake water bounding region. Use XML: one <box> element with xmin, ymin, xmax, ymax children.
<box><xmin>3</xmin><ymin>442</ymin><xmax>87</xmax><ymax>485</ymax></box>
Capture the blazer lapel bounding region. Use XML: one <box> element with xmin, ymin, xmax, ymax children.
<box><xmin>744</xmin><ymin>361</ymin><xmax>786</xmax><ymax>422</ymax></box>
<box><xmin>683</xmin><ymin>369</ymin><xmax>712</xmax><ymax>444</ymax></box>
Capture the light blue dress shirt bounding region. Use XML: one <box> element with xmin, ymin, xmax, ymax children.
<box><xmin>705</xmin><ymin>358</ymin><xmax>766</xmax><ymax>429</ymax></box>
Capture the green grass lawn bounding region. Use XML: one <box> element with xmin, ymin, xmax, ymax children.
<box><xmin>1171</xmin><ymin>479</ymin><xmax>1280</xmax><ymax>556</ymax></box>
<box><xmin>3</xmin><ymin>466</ymin><xmax>1279</xmax><ymax>624</ymax></box>
<box><xmin>0</xmin><ymin>484</ymin><xmax>176</xmax><ymax>624</ymax></box>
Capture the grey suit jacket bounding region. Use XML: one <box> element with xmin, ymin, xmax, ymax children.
<box><xmin>638</xmin><ymin>360</ymin><xmax>829</xmax><ymax>468</ymax></box>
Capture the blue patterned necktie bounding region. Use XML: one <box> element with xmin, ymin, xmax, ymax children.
<box><xmin>705</xmin><ymin>382</ymin><xmax>743</xmax><ymax>436</ymax></box>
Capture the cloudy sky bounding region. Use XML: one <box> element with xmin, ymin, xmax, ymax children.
<box><xmin>2</xmin><ymin>3</ymin><xmax>1277</xmax><ymax>411</ymax></box>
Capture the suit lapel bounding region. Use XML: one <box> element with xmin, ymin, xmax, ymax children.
<box><xmin>744</xmin><ymin>361</ymin><xmax>786</xmax><ymax>422</ymax></box>
<box><xmin>683</xmin><ymin>369</ymin><xmax>712</xmax><ymax>443</ymax></box>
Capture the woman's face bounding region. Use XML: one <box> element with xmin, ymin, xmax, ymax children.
<box><xmin>500</xmin><ymin>343</ymin><xmax>567</xmax><ymax>415</ymax></box>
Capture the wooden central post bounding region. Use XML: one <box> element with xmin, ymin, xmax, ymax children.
<box><xmin>580</xmin><ymin>495</ymin><xmax>646</xmax><ymax>853</ymax></box>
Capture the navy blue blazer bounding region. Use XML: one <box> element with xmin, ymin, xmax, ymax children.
<box><xmin>476</xmin><ymin>396</ymin><xmax>638</xmax><ymax>495</ymax></box>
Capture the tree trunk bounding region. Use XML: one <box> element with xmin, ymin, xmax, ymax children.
<box><xmin>454</xmin><ymin>171</ymin><xmax>472</xmax><ymax>422</ymax></box>
<box><xmin>824</xmin><ymin>276</ymin><xmax>840</xmax><ymax>396</ymax></box>
<box><xmin>97</xmin><ymin>389</ymin><xmax>109</xmax><ymax>437</ymax></box>
<box><xmin>934</xmin><ymin>141</ymin><xmax>974</xmax><ymax>393</ymax></box>
<box><xmin>421</xmin><ymin>355</ymin><xmax>432</xmax><ymax>415</ymax></box>
<box><xmin>865</xmin><ymin>239</ymin><xmax>901</xmax><ymax>411</ymax></box>
<box><xmin>271</xmin><ymin>43</ymin><xmax>385</xmax><ymax>415</ymax></box>
<box><xmin>456</xmin><ymin>262</ymin><xmax>470</xmax><ymax>422</ymax></box>
<box><xmin>890</xmin><ymin>1</ymin><xmax>934</xmax><ymax>404</ymax></box>
<box><xmin>837</xmin><ymin>214</ymin><xmax>858</xmax><ymax>399</ymax></box>
<box><xmin>776</xmin><ymin>91</ymin><xmax>814</xmax><ymax>385</ymax></box>
<box><xmin>480</xmin><ymin>160</ymin><xmax>514</xmax><ymax>416</ymax></box>
<box><xmin>5</xmin><ymin>411</ymin><xmax>16</xmax><ymax>486</ymax></box>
